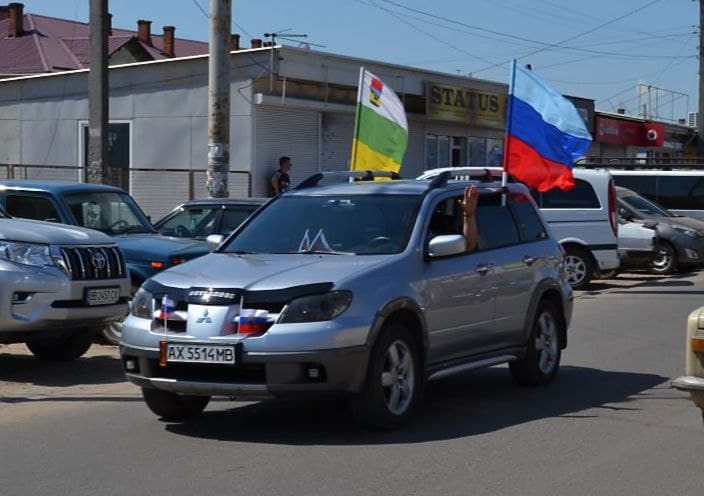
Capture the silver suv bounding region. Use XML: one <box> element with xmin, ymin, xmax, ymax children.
<box><xmin>120</xmin><ymin>171</ymin><xmax>573</xmax><ymax>428</ymax></box>
<box><xmin>0</xmin><ymin>206</ymin><xmax>130</xmax><ymax>360</ymax></box>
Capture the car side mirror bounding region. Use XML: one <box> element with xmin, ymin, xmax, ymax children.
<box><xmin>206</xmin><ymin>234</ymin><xmax>224</xmax><ymax>251</ymax></box>
<box><xmin>428</xmin><ymin>234</ymin><xmax>466</xmax><ymax>258</ymax></box>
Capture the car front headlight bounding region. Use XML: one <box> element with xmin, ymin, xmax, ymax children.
<box><xmin>131</xmin><ymin>287</ymin><xmax>154</xmax><ymax>319</ymax></box>
<box><xmin>278</xmin><ymin>291</ymin><xmax>353</xmax><ymax>323</ymax></box>
<box><xmin>673</xmin><ymin>226</ymin><xmax>700</xmax><ymax>238</ymax></box>
<box><xmin>0</xmin><ymin>241</ymin><xmax>54</xmax><ymax>267</ymax></box>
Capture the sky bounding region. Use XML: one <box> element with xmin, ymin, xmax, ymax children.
<box><xmin>22</xmin><ymin>0</ymin><xmax>701</xmax><ymax>122</ymax></box>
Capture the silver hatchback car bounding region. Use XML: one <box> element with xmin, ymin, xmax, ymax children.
<box><xmin>120</xmin><ymin>171</ymin><xmax>573</xmax><ymax>428</ymax></box>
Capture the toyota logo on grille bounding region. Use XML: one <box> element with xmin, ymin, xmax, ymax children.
<box><xmin>92</xmin><ymin>251</ymin><xmax>107</xmax><ymax>270</ymax></box>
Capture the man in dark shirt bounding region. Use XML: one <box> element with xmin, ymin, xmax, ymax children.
<box><xmin>271</xmin><ymin>156</ymin><xmax>292</xmax><ymax>196</ymax></box>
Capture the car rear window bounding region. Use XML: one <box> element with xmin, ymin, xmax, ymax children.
<box><xmin>533</xmin><ymin>179</ymin><xmax>600</xmax><ymax>209</ymax></box>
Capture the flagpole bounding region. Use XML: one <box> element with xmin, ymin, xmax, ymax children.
<box><xmin>349</xmin><ymin>66</ymin><xmax>365</xmax><ymax>175</ymax></box>
<box><xmin>501</xmin><ymin>59</ymin><xmax>518</xmax><ymax>205</ymax></box>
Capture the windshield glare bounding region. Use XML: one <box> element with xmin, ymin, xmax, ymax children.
<box><xmin>222</xmin><ymin>195</ymin><xmax>421</xmax><ymax>255</ymax></box>
<box><xmin>64</xmin><ymin>192</ymin><xmax>153</xmax><ymax>235</ymax></box>
<box><xmin>621</xmin><ymin>194</ymin><xmax>672</xmax><ymax>217</ymax></box>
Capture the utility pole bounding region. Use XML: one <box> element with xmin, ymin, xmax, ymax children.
<box><xmin>206</xmin><ymin>0</ymin><xmax>231</xmax><ymax>198</ymax></box>
<box><xmin>87</xmin><ymin>0</ymin><xmax>109</xmax><ymax>184</ymax></box>
<box><xmin>699</xmin><ymin>0</ymin><xmax>704</xmax><ymax>157</ymax></box>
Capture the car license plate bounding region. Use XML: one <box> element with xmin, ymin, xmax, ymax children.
<box><xmin>164</xmin><ymin>343</ymin><xmax>236</xmax><ymax>365</ymax></box>
<box><xmin>85</xmin><ymin>287</ymin><xmax>120</xmax><ymax>306</ymax></box>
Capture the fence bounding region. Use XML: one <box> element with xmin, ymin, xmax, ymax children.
<box><xmin>0</xmin><ymin>164</ymin><xmax>251</xmax><ymax>220</ymax></box>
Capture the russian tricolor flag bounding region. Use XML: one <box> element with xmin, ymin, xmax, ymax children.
<box><xmin>504</xmin><ymin>60</ymin><xmax>592</xmax><ymax>192</ymax></box>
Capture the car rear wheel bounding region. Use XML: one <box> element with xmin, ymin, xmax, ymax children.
<box><xmin>564</xmin><ymin>246</ymin><xmax>594</xmax><ymax>290</ymax></box>
<box><xmin>509</xmin><ymin>301</ymin><xmax>563</xmax><ymax>386</ymax></box>
<box><xmin>351</xmin><ymin>323</ymin><xmax>422</xmax><ymax>429</ymax></box>
<box><xmin>26</xmin><ymin>330</ymin><xmax>94</xmax><ymax>361</ymax></box>
<box><xmin>651</xmin><ymin>241</ymin><xmax>678</xmax><ymax>274</ymax></box>
<box><xmin>141</xmin><ymin>388</ymin><xmax>210</xmax><ymax>421</ymax></box>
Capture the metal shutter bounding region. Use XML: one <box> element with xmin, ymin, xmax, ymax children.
<box><xmin>255</xmin><ymin>107</ymin><xmax>319</xmax><ymax>190</ymax></box>
<box><xmin>320</xmin><ymin>112</ymin><xmax>354</xmax><ymax>172</ymax></box>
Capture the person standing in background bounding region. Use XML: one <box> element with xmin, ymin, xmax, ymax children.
<box><xmin>271</xmin><ymin>156</ymin><xmax>292</xmax><ymax>196</ymax></box>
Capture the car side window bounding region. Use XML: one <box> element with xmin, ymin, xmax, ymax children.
<box><xmin>613</xmin><ymin>175</ymin><xmax>657</xmax><ymax>202</ymax></box>
<box><xmin>426</xmin><ymin>196</ymin><xmax>463</xmax><ymax>240</ymax></box>
<box><xmin>5</xmin><ymin>194</ymin><xmax>61</xmax><ymax>222</ymax></box>
<box><xmin>508</xmin><ymin>194</ymin><xmax>547</xmax><ymax>242</ymax></box>
<box><xmin>535</xmin><ymin>179</ymin><xmax>600</xmax><ymax>209</ymax></box>
<box><xmin>657</xmin><ymin>176</ymin><xmax>704</xmax><ymax>210</ymax></box>
<box><xmin>476</xmin><ymin>197</ymin><xmax>520</xmax><ymax>250</ymax></box>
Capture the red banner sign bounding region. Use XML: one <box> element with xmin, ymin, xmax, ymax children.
<box><xmin>595</xmin><ymin>116</ymin><xmax>664</xmax><ymax>147</ymax></box>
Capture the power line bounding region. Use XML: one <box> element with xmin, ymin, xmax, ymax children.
<box><xmin>190</xmin><ymin>0</ymin><xmax>254</xmax><ymax>39</ymax></box>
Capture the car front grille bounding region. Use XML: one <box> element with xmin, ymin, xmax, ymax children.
<box><xmin>58</xmin><ymin>246</ymin><xmax>126</xmax><ymax>280</ymax></box>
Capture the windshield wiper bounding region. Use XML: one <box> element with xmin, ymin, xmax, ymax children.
<box><xmin>299</xmin><ymin>249</ymin><xmax>354</xmax><ymax>255</ymax></box>
<box><xmin>115</xmin><ymin>226</ymin><xmax>150</xmax><ymax>234</ymax></box>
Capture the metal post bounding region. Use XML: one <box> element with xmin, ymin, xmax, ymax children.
<box><xmin>87</xmin><ymin>0</ymin><xmax>109</xmax><ymax>184</ymax></box>
<box><xmin>206</xmin><ymin>0</ymin><xmax>231</xmax><ymax>198</ymax></box>
<box><xmin>699</xmin><ymin>0</ymin><xmax>704</xmax><ymax>157</ymax></box>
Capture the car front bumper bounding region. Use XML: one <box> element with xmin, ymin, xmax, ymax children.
<box><xmin>672</xmin><ymin>375</ymin><xmax>704</xmax><ymax>410</ymax></box>
<box><xmin>0</xmin><ymin>261</ymin><xmax>130</xmax><ymax>343</ymax></box>
<box><xmin>672</xmin><ymin>234</ymin><xmax>704</xmax><ymax>267</ymax></box>
<box><xmin>120</xmin><ymin>342</ymin><xmax>370</xmax><ymax>397</ymax></box>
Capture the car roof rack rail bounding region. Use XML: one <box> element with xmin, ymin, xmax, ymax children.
<box><xmin>293</xmin><ymin>170</ymin><xmax>402</xmax><ymax>190</ymax></box>
<box><xmin>421</xmin><ymin>167</ymin><xmax>504</xmax><ymax>191</ymax></box>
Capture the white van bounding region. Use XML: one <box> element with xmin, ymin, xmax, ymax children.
<box><xmin>609</xmin><ymin>170</ymin><xmax>704</xmax><ymax>221</ymax></box>
<box><xmin>417</xmin><ymin>167</ymin><xmax>620</xmax><ymax>289</ymax></box>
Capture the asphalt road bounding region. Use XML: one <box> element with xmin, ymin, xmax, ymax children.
<box><xmin>1</xmin><ymin>273</ymin><xmax>703</xmax><ymax>496</ymax></box>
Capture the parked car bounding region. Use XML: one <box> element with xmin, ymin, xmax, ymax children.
<box><xmin>616</xmin><ymin>186</ymin><xmax>704</xmax><ymax>274</ymax></box>
<box><xmin>0</xmin><ymin>204</ymin><xmax>130</xmax><ymax>359</ymax></box>
<box><xmin>120</xmin><ymin>170</ymin><xmax>572</xmax><ymax>428</ymax></box>
<box><xmin>154</xmin><ymin>198</ymin><xmax>266</xmax><ymax>239</ymax></box>
<box><xmin>0</xmin><ymin>181</ymin><xmax>210</xmax><ymax>343</ymax></box>
<box><xmin>418</xmin><ymin>167</ymin><xmax>620</xmax><ymax>289</ymax></box>
<box><xmin>611</xmin><ymin>169</ymin><xmax>704</xmax><ymax>221</ymax></box>
<box><xmin>672</xmin><ymin>306</ymin><xmax>704</xmax><ymax>427</ymax></box>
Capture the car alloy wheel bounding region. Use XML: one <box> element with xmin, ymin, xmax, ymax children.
<box><xmin>381</xmin><ymin>339</ymin><xmax>416</xmax><ymax>416</ymax></box>
<box><xmin>564</xmin><ymin>255</ymin><xmax>587</xmax><ymax>286</ymax></box>
<box><xmin>535</xmin><ymin>311</ymin><xmax>559</xmax><ymax>376</ymax></box>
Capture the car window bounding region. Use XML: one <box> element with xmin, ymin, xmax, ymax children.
<box><xmin>620</xmin><ymin>193</ymin><xmax>672</xmax><ymax>217</ymax></box>
<box><xmin>64</xmin><ymin>191</ymin><xmax>152</xmax><ymax>235</ymax></box>
<box><xmin>536</xmin><ymin>179</ymin><xmax>600</xmax><ymax>209</ymax></box>
<box><xmin>220</xmin><ymin>206</ymin><xmax>259</xmax><ymax>235</ymax></box>
<box><xmin>5</xmin><ymin>194</ymin><xmax>61</xmax><ymax>222</ymax></box>
<box><xmin>656</xmin><ymin>176</ymin><xmax>704</xmax><ymax>210</ymax></box>
<box><xmin>476</xmin><ymin>199</ymin><xmax>520</xmax><ymax>250</ymax></box>
<box><xmin>508</xmin><ymin>194</ymin><xmax>547</xmax><ymax>242</ymax></box>
<box><xmin>612</xmin><ymin>175</ymin><xmax>657</xmax><ymax>202</ymax></box>
<box><xmin>223</xmin><ymin>195</ymin><xmax>421</xmax><ymax>255</ymax></box>
<box><xmin>158</xmin><ymin>207</ymin><xmax>219</xmax><ymax>239</ymax></box>
<box><xmin>427</xmin><ymin>196</ymin><xmax>463</xmax><ymax>239</ymax></box>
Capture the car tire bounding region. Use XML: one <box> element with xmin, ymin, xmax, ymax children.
<box><xmin>564</xmin><ymin>246</ymin><xmax>594</xmax><ymax>290</ymax></box>
<box><xmin>100</xmin><ymin>283</ymin><xmax>140</xmax><ymax>345</ymax></box>
<box><xmin>509</xmin><ymin>301</ymin><xmax>563</xmax><ymax>386</ymax></box>
<box><xmin>351</xmin><ymin>322</ymin><xmax>422</xmax><ymax>430</ymax></box>
<box><xmin>141</xmin><ymin>388</ymin><xmax>210</xmax><ymax>421</ymax></box>
<box><xmin>26</xmin><ymin>330</ymin><xmax>94</xmax><ymax>361</ymax></box>
<box><xmin>651</xmin><ymin>241</ymin><xmax>678</xmax><ymax>274</ymax></box>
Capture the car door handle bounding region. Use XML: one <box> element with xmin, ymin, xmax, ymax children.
<box><xmin>523</xmin><ymin>256</ymin><xmax>537</xmax><ymax>265</ymax></box>
<box><xmin>476</xmin><ymin>263</ymin><xmax>493</xmax><ymax>275</ymax></box>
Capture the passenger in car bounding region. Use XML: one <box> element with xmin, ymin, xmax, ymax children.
<box><xmin>460</xmin><ymin>185</ymin><xmax>479</xmax><ymax>252</ymax></box>
<box><xmin>427</xmin><ymin>185</ymin><xmax>479</xmax><ymax>253</ymax></box>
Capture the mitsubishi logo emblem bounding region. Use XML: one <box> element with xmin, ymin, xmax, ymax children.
<box><xmin>196</xmin><ymin>309</ymin><xmax>212</xmax><ymax>324</ymax></box>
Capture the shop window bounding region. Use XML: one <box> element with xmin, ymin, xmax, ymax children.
<box><xmin>451</xmin><ymin>137</ymin><xmax>467</xmax><ymax>166</ymax></box>
<box><xmin>438</xmin><ymin>136</ymin><xmax>450</xmax><ymax>167</ymax></box>
<box><xmin>469</xmin><ymin>137</ymin><xmax>487</xmax><ymax>166</ymax></box>
<box><xmin>487</xmin><ymin>138</ymin><xmax>504</xmax><ymax>167</ymax></box>
<box><xmin>425</xmin><ymin>135</ymin><xmax>438</xmax><ymax>169</ymax></box>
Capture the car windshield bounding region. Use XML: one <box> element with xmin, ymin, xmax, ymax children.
<box><xmin>222</xmin><ymin>195</ymin><xmax>421</xmax><ymax>255</ymax></box>
<box><xmin>621</xmin><ymin>193</ymin><xmax>673</xmax><ymax>217</ymax></box>
<box><xmin>157</xmin><ymin>206</ymin><xmax>220</xmax><ymax>239</ymax></box>
<box><xmin>64</xmin><ymin>191</ymin><xmax>154</xmax><ymax>235</ymax></box>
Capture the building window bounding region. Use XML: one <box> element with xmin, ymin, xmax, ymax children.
<box><xmin>80</xmin><ymin>122</ymin><xmax>131</xmax><ymax>190</ymax></box>
<box><xmin>426</xmin><ymin>134</ymin><xmax>467</xmax><ymax>169</ymax></box>
<box><xmin>469</xmin><ymin>137</ymin><xmax>486</xmax><ymax>166</ymax></box>
<box><xmin>486</xmin><ymin>138</ymin><xmax>504</xmax><ymax>167</ymax></box>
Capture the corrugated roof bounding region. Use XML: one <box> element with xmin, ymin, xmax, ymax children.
<box><xmin>0</xmin><ymin>11</ymin><xmax>208</xmax><ymax>75</ymax></box>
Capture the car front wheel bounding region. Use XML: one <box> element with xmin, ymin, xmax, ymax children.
<box><xmin>651</xmin><ymin>241</ymin><xmax>678</xmax><ymax>274</ymax></box>
<box><xmin>26</xmin><ymin>330</ymin><xmax>94</xmax><ymax>361</ymax></box>
<box><xmin>510</xmin><ymin>301</ymin><xmax>563</xmax><ymax>386</ymax></box>
<box><xmin>142</xmin><ymin>388</ymin><xmax>210</xmax><ymax>421</ymax></box>
<box><xmin>351</xmin><ymin>322</ymin><xmax>422</xmax><ymax>430</ymax></box>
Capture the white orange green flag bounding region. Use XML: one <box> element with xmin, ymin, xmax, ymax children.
<box><xmin>350</xmin><ymin>67</ymin><xmax>408</xmax><ymax>173</ymax></box>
